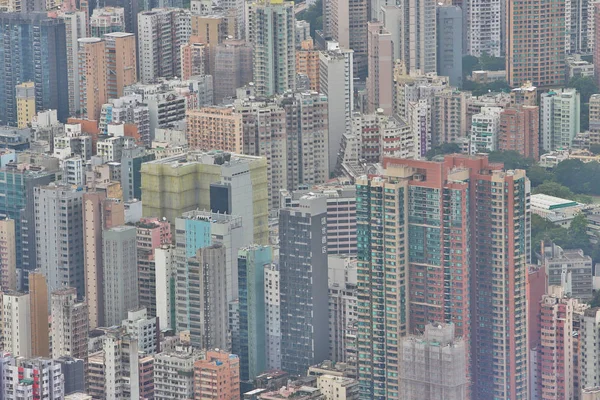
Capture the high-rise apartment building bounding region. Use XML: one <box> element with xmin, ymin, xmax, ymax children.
<box><xmin>155</xmin><ymin>244</ymin><xmax>176</xmax><ymax>331</ymax></box>
<box><xmin>180</xmin><ymin>38</ymin><xmax>207</xmax><ymax>80</ymax></box>
<box><xmin>0</xmin><ymin>356</ymin><xmax>65</xmax><ymax>399</ymax></box>
<box><xmin>543</xmin><ymin>243</ymin><xmax>594</xmax><ymax>300</ymax></box>
<box><xmin>186</xmin><ymin>107</ymin><xmax>243</xmax><ymax>153</ymax></box>
<box><xmin>0</xmin><ymin>219</ymin><xmax>17</xmax><ymax>292</ymax></box>
<box><xmin>194</xmin><ymin>350</ymin><xmax>240</xmax><ymax>399</ymax></box>
<box><xmin>0</xmin><ymin>13</ymin><xmax>68</xmax><ymax>125</ymax></box>
<box><xmin>237</xmin><ymin>245</ymin><xmax>272</xmax><ymax>381</ymax></box>
<box><xmin>141</xmin><ymin>151</ymin><xmax>268</xmax><ymax>244</ymax></box>
<box><xmin>382</xmin><ymin>1</ymin><xmax>436</xmax><ymax>76</ymax></box>
<box><xmin>102</xmin><ymin>225</ymin><xmax>139</xmax><ymax>326</ymax></box>
<box><xmin>540</xmin><ymin>88</ymin><xmax>581</xmax><ymax>152</ymax></box>
<box><xmin>58</xmin><ymin>11</ymin><xmax>87</xmax><ymax>117</ymax></box>
<box><xmin>78</xmin><ymin>38</ymin><xmax>107</xmax><ymax>121</ymax></box>
<box><xmin>154</xmin><ymin>345</ymin><xmax>203</xmax><ymax>398</ymax></box>
<box><xmin>51</xmin><ymin>287</ymin><xmax>89</xmax><ymax>362</ymax></box>
<box><xmin>29</xmin><ymin>271</ymin><xmax>49</xmax><ymax>358</ymax></box>
<box><xmin>436</xmin><ymin>6</ymin><xmax>463</xmax><ymax>88</ymax></box>
<box><xmin>213</xmin><ymin>39</ymin><xmax>253</xmax><ymax>103</ymax></box>
<box><xmin>16</xmin><ymin>82</ymin><xmax>35</xmax><ymax>129</ymax></box>
<box><xmin>398</xmin><ymin>323</ymin><xmax>468</xmax><ymax>400</ymax></box>
<box><xmin>319</xmin><ymin>43</ymin><xmax>354</xmax><ymax>174</ymax></box>
<box><xmin>1</xmin><ymin>291</ymin><xmax>31</xmax><ymax>357</ymax></box>
<box><xmin>499</xmin><ymin>106</ymin><xmax>540</xmax><ymax>160</ymax></box>
<box><xmin>90</xmin><ymin>7</ymin><xmax>125</xmax><ymax>36</ymax></box>
<box><xmin>328</xmin><ymin>0</ymin><xmax>368</xmax><ymax>77</ymax></box>
<box><xmin>296</xmin><ymin>39</ymin><xmax>321</xmax><ymax>92</ymax></box>
<box><xmin>279</xmin><ymin>194</ymin><xmax>329</xmax><ymax>376</ymax></box>
<box><xmin>190</xmin><ymin>15</ymin><xmax>228</xmax><ymax>77</ymax></box>
<box><xmin>137</xmin><ymin>217</ymin><xmax>171</xmax><ymax>318</ymax></box>
<box><xmin>431</xmin><ymin>88</ymin><xmax>469</xmax><ymax>146</ymax></box>
<box><xmin>469</xmin><ymin>106</ymin><xmax>503</xmax><ymax>154</ymax></box>
<box><xmin>366</xmin><ymin>22</ymin><xmax>393</xmax><ymax>115</ymax></box>
<box><xmin>122</xmin><ymin>308</ymin><xmax>159</xmax><ymax>355</ymax></box>
<box><xmin>247</xmin><ymin>0</ymin><xmax>296</xmax><ymax>96</ymax></box>
<box><xmin>582</xmin><ymin>307</ymin><xmax>600</xmax><ymax>392</ymax></box>
<box><xmin>466</xmin><ymin>0</ymin><xmax>502</xmax><ymax>56</ymax></box>
<box><xmin>264</xmin><ymin>263</ymin><xmax>281</xmax><ymax>370</ymax></box>
<box><xmin>138</xmin><ymin>8</ymin><xmax>191</xmax><ymax>83</ymax></box>
<box><xmin>34</xmin><ymin>184</ymin><xmax>84</xmax><ymax>298</ymax></box>
<box><xmin>104</xmin><ymin>32</ymin><xmax>137</xmax><ymax>100</ymax></box>
<box><xmin>357</xmin><ymin>155</ymin><xmax>530</xmax><ymax>400</ymax></box>
<box><xmin>506</xmin><ymin>0</ymin><xmax>566</xmax><ymax>86</ymax></box>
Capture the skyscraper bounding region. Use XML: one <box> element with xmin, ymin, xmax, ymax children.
<box><xmin>58</xmin><ymin>11</ymin><xmax>87</xmax><ymax>117</ymax></box>
<box><xmin>34</xmin><ymin>184</ymin><xmax>84</xmax><ymax>298</ymax></box>
<box><xmin>328</xmin><ymin>0</ymin><xmax>368</xmax><ymax>77</ymax></box>
<box><xmin>366</xmin><ymin>22</ymin><xmax>393</xmax><ymax>115</ymax></box>
<box><xmin>506</xmin><ymin>0</ymin><xmax>566</xmax><ymax>86</ymax></box>
<box><xmin>357</xmin><ymin>155</ymin><xmax>530</xmax><ymax>399</ymax></box>
<box><xmin>78</xmin><ymin>37</ymin><xmax>107</xmax><ymax>121</ymax></box>
<box><xmin>0</xmin><ymin>13</ymin><xmax>68</xmax><ymax>125</ymax></box>
<box><xmin>247</xmin><ymin>0</ymin><xmax>296</xmax><ymax>96</ymax></box>
<box><xmin>102</xmin><ymin>225</ymin><xmax>139</xmax><ymax>326</ymax></box>
<box><xmin>1</xmin><ymin>291</ymin><xmax>31</xmax><ymax>357</ymax></box>
<box><xmin>237</xmin><ymin>245</ymin><xmax>272</xmax><ymax>381</ymax></box>
<box><xmin>0</xmin><ymin>218</ymin><xmax>17</xmax><ymax>292</ymax></box>
<box><xmin>466</xmin><ymin>0</ymin><xmax>502</xmax><ymax>56</ymax></box>
<box><xmin>29</xmin><ymin>271</ymin><xmax>49</xmax><ymax>357</ymax></box>
<box><xmin>104</xmin><ymin>32</ymin><xmax>137</xmax><ymax>100</ymax></box>
<box><xmin>279</xmin><ymin>194</ymin><xmax>329</xmax><ymax>376</ymax></box>
<box><xmin>436</xmin><ymin>5</ymin><xmax>463</xmax><ymax>88</ymax></box>
<box><xmin>51</xmin><ymin>287</ymin><xmax>89</xmax><ymax>362</ymax></box>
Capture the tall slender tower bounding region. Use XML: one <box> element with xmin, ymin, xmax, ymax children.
<box><xmin>103</xmin><ymin>32</ymin><xmax>137</xmax><ymax>100</ymax></box>
<box><xmin>247</xmin><ymin>0</ymin><xmax>296</xmax><ymax>97</ymax></box>
<box><xmin>78</xmin><ymin>37</ymin><xmax>107</xmax><ymax>121</ymax></box>
<box><xmin>29</xmin><ymin>271</ymin><xmax>49</xmax><ymax>357</ymax></box>
<box><xmin>0</xmin><ymin>218</ymin><xmax>17</xmax><ymax>292</ymax></box>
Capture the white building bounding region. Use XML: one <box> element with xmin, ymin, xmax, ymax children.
<box><xmin>153</xmin><ymin>347</ymin><xmax>202</xmax><ymax>398</ymax></box>
<box><xmin>99</xmin><ymin>95</ymin><xmax>151</xmax><ymax>145</ymax></box>
<box><xmin>319</xmin><ymin>42</ymin><xmax>354</xmax><ymax>174</ymax></box>
<box><xmin>469</xmin><ymin>106</ymin><xmax>503</xmax><ymax>154</ymax></box>
<box><xmin>581</xmin><ymin>308</ymin><xmax>600</xmax><ymax>391</ymax></box>
<box><xmin>264</xmin><ymin>263</ymin><xmax>281</xmax><ymax>370</ymax></box>
<box><xmin>466</xmin><ymin>0</ymin><xmax>502</xmax><ymax>56</ymax></box>
<box><xmin>407</xmin><ymin>99</ymin><xmax>432</xmax><ymax>158</ymax></box>
<box><xmin>318</xmin><ymin>375</ymin><xmax>360</xmax><ymax>400</ymax></box>
<box><xmin>63</xmin><ymin>157</ymin><xmax>86</xmax><ymax>186</ymax></box>
<box><xmin>51</xmin><ymin>287</ymin><xmax>88</xmax><ymax>361</ymax></box>
<box><xmin>155</xmin><ymin>245</ymin><xmax>176</xmax><ymax>331</ymax></box>
<box><xmin>541</xmin><ymin>88</ymin><xmax>581</xmax><ymax>152</ymax></box>
<box><xmin>0</xmin><ymin>355</ymin><xmax>65</xmax><ymax>400</ymax></box>
<box><xmin>122</xmin><ymin>308</ymin><xmax>158</xmax><ymax>355</ymax></box>
<box><xmin>1</xmin><ymin>292</ymin><xmax>31</xmax><ymax>358</ymax></box>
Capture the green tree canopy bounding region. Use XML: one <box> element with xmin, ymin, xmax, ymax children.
<box><xmin>425</xmin><ymin>143</ymin><xmax>461</xmax><ymax>160</ymax></box>
<box><xmin>487</xmin><ymin>150</ymin><xmax>535</xmax><ymax>170</ymax></box>
<box><xmin>296</xmin><ymin>0</ymin><xmax>323</xmax><ymax>38</ymax></box>
<box><xmin>567</xmin><ymin>75</ymin><xmax>599</xmax><ymax>103</ymax></box>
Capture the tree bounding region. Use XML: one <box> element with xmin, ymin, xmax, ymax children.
<box><xmin>425</xmin><ymin>143</ymin><xmax>461</xmax><ymax>160</ymax></box>
<box><xmin>527</xmin><ymin>165</ymin><xmax>554</xmax><ymax>187</ymax></box>
<box><xmin>590</xmin><ymin>144</ymin><xmax>600</xmax><ymax>155</ymax></box>
<box><xmin>567</xmin><ymin>75</ymin><xmax>599</xmax><ymax>103</ymax></box>
<box><xmin>296</xmin><ymin>0</ymin><xmax>323</xmax><ymax>38</ymax></box>
<box><xmin>478</xmin><ymin>53</ymin><xmax>505</xmax><ymax>71</ymax></box>
<box><xmin>487</xmin><ymin>150</ymin><xmax>534</xmax><ymax>170</ymax></box>
<box><xmin>462</xmin><ymin>55</ymin><xmax>479</xmax><ymax>77</ymax></box>
<box><xmin>582</xmin><ymin>102</ymin><xmax>590</xmax><ymax>132</ymax></box>
<box><xmin>533</xmin><ymin>181</ymin><xmax>577</xmax><ymax>200</ymax></box>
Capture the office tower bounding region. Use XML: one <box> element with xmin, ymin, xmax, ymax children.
<box><xmin>1</xmin><ymin>291</ymin><xmax>31</xmax><ymax>357</ymax></box>
<box><xmin>83</xmin><ymin>193</ymin><xmax>125</xmax><ymax>329</ymax></box>
<box><xmin>542</xmin><ymin>243</ymin><xmax>593</xmax><ymax>300</ymax></box>
<box><xmin>540</xmin><ymin>88</ymin><xmax>581</xmax><ymax>152</ymax></box>
<box><xmin>138</xmin><ymin>8</ymin><xmax>191</xmax><ymax>83</ymax></box>
<box><xmin>0</xmin><ymin>13</ymin><xmax>68</xmax><ymax>125</ymax></box>
<box><xmin>398</xmin><ymin>323</ymin><xmax>468</xmax><ymax>400</ymax></box>
<box><xmin>237</xmin><ymin>245</ymin><xmax>272</xmax><ymax>381</ymax></box>
<box><xmin>90</xmin><ymin>7</ymin><xmax>125</xmax><ymax>36</ymax></box>
<box><xmin>178</xmin><ymin>244</ymin><xmax>229</xmax><ymax>349</ymax></box>
<box><xmin>264</xmin><ymin>263</ymin><xmax>281</xmax><ymax>370</ymax></box>
<box><xmin>104</xmin><ymin>32</ymin><xmax>137</xmax><ymax>100</ymax></box>
<box><xmin>34</xmin><ymin>184</ymin><xmax>84</xmax><ymax>297</ymax></box>
<box><xmin>0</xmin><ymin>219</ymin><xmax>16</xmax><ymax>292</ymax></box>
<box><xmin>0</xmin><ymin>356</ymin><xmax>65</xmax><ymax>399</ymax></box>
<box><xmin>280</xmin><ymin>186</ymin><xmax>358</xmax><ymax>255</ymax></box>
<box><xmin>154</xmin><ymin>346</ymin><xmax>203</xmax><ymax>398</ymax></box>
<box><xmin>78</xmin><ymin>37</ymin><xmax>107</xmax><ymax>121</ymax></box>
<box><xmin>247</xmin><ymin>0</ymin><xmax>296</xmax><ymax>97</ymax></box>
<box><xmin>51</xmin><ymin>288</ymin><xmax>88</xmax><ymax>362</ymax></box>
<box><xmin>357</xmin><ymin>156</ymin><xmax>530</xmax><ymax>399</ymax></box>
<box><xmin>296</xmin><ymin>39</ymin><xmax>321</xmax><ymax>92</ymax></box>
<box><xmin>29</xmin><ymin>271</ymin><xmax>49</xmax><ymax>357</ymax></box>
<box><xmin>141</xmin><ymin>151</ymin><xmax>268</xmax><ymax>244</ymax></box>
<box><xmin>102</xmin><ymin>225</ymin><xmax>138</xmax><ymax>326</ymax></box>
<box><xmin>137</xmin><ymin>217</ymin><xmax>171</xmax><ymax>318</ymax></box>
<box><xmin>122</xmin><ymin>308</ymin><xmax>159</xmax><ymax>354</ymax></box>
<box><xmin>194</xmin><ymin>350</ymin><xmax>240</xmax><ymax>399</ymax></box>
<box><xmin>0</xmin><ymin>167</ymin><xmax>56</xmax><ymax>282</ymax></box>
<box><xmin>190</xmin><ymin>15</ymin><xmax>228</xmax><ymax>77</ymax></box>
<box><xmin>466</xmin><ymin>0</ymin><xmax>502</xmax><ymax>56</ymax></box>
<box><xmin>328</xmin><ymin>256</ymin><xmax>358</xmax><ymax>374</ymax></box>
<box><xmin>280</xmin><ymin>91</ymin><xmax>330</xmax><ymax>190</ymax></box>
<box><xmin>382</xmin><ymin>1</ymin><xmax>436</xmax><ymax>76</ymax></box>
<box><xmin>436</xmin><ymin>6</ymin><xmax>463</xmax><ymax>88</ymax></box>
<box><xmin>213</xmin><ymin>39</ymin><xmax>253</xmax><ymax>103</ymax></box>
<box><xmin>469</xmin><ymin>106</ymin><xmax>503</xmax><ymax>154</ymax></box>
<box><xmin>16</xmin><ymin>82</ymin><xmax>35</xmax><ymax>129</ymax></box>
<box><xmin>534</xmin><ymin>286</ymin><xmax>580</xmax><ymax>399</ymax></box>
<box><xmin>186</xmin><ymin>107</ymin><xmax>243</xmax><ymax>152</ymax></box>
<box><xmin>279</xmin><ymin>194</ymin><xmax>329</xmax><ymax>375</ymax></box>
<box><xmin>328</xmin><ymin>0</ymin><xmax>368</xmax><ymax>77</ymax></box>
<box><xmin>499</xmin><ymin>106</ymin><xmax>540</xmax><ymax>160</ymax></box>
<box><xmin>56</xmin><ymin>357</ymin><xmax>85</xmax><ymax>395</ymax></box>
<box><xmin>507</xmin><ymin>0</ymin><xmax>566</xmax><ymax>86</ymax></box>
<box><xmin>155</xmin><ymin>245</ymin><xmax>176</xmax><ymax>331</ymax></box>
<box><xmin>234</xmin><ymin>97</ymin><xmax>288</xmax><ymax>210</ymax></box>
<box><xmin>431</xmin><ymin>89</ymin><xmax>468</xmax><ymax>146</ymax></box>
<box><xmin>366</xmin><ymin>22</ymin><xmax>393</xmax><ymax>115</ymax></box>
<box><xmin>318</xmin><ymin>44</ymin><xmax>354</xmax><ymax>175</ymax></box>
<box><xmin>57</xmin><ymin>11</ymin><xmax>87</xmax><ymax>117</ymax></box>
